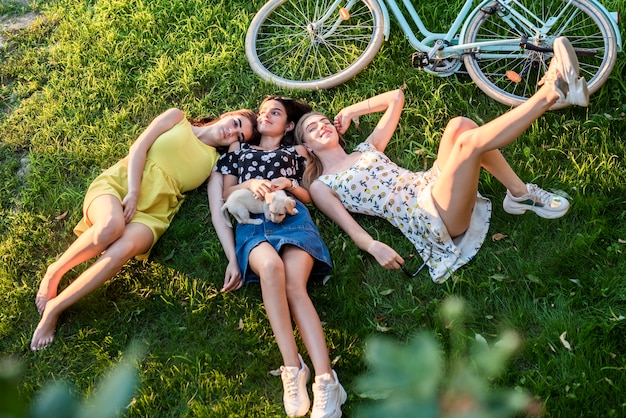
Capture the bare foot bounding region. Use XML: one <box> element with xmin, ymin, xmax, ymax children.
<box><xmin>30</xmin><ymin>308</ymin><xmax>59</xmax><ymax>351</ymax></box>
<box><xmin>35</xmin><ymin>270</ymin><xmax>60</xmax><ymax>314</ymax></box>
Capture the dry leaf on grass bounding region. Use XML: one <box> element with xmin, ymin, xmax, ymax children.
<box><xmin>559</xmin><ymin>332</ymin><xmax>572</xmax><ymax>350</ymax></box>
<box><xmin>492</xmin><ymin>232</ymin><xmax>507</xmax><ymax>241</ymax></box>
<box><xmin>268</xmin><ymin>368</ymin><xmax>282</xmax><ymax>376</ymax></box>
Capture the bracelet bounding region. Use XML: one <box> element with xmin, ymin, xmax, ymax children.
<box><xmin>287</xmin><ymin>178</ymin><xmax>299</xmax><ymax>190</ymax></box>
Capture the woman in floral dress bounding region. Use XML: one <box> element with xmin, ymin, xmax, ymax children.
<box><xmin>296</xmin><ymin>37</ymin><xmax>587</xmax><ymax>283</ymax></box>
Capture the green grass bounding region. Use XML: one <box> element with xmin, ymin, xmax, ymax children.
<box><xmin>1</xmin><ymin>0</ymin><xmax>625</xmax><ymax>416</ymax></box>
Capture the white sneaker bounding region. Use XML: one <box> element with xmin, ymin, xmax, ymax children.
<box><xmin>539</xmin><ymin>36</ymin><xmax>589</xmax><ymax>107</ymax></box>
<box><xmin>311</xmin><ymin>370</ymin><xmax>347</xmax><ymax>418</ymax></box>
<box><xmin>503</xmin><ymin>183</ymin><xmax>570</xmax><ymax>219</ymax></box>
<box><xmin>280</xmin><ymin>354</ymin><xmax>311</xmax><ymax>417</ymax></box>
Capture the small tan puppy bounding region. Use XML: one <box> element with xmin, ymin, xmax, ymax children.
<box><xmin>221</xmin><ymin>189</ymin><xmax>298</xmax><ymax>227</ymax></box>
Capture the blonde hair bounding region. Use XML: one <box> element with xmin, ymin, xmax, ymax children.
<box><xmin>295</xmin><ymin>111</ymin><xmax>346</xmax><ymax>188</ymax></box>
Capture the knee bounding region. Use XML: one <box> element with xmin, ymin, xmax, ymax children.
<box><xmin>106</xmin><ymin>238</ymin><xmax>142</xmax><ymax>261</ymax></box>
<box><xmin>453</xmin><ymin>123</ymin><xmax>484</xmax><ymax>157</ymax></box>
<box><xmin>285</xmin><ymin>281</ymin><xmax>308</xmax><ymax>304</ymax></box>
<box><xmin>92</xmin><ymin>217</ymin><xmax>125</xmax><ymax>246</ymax></box>
<box><xmin>451</xmin><ymin>116</ymin><xmax>478</xmax><ymax>131</ymax></box>
<box><xmin>257</xmin><ymin>257</ymin><xmax>286</xmax><ymax>288</ymax></box>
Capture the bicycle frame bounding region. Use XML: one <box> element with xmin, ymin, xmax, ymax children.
<box><xmin>329</xmin><ymin>0</ymin><xmax>622</xmax><ymax>58</ymax></box>
<box><xmin>383</xmin><ymin>0</ymin><xmax>620</xmax><ymax>54</ymax></box>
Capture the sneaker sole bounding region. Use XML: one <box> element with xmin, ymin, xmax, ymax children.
<box><xmin>503</xmin><ymin>203</ymin><xmax>569</xmax><ymax>219</ymax></box>
<box><xmin>553</xmin><ymin>38</ymin><xmax>589</xmax><ymax>107</ymax></box>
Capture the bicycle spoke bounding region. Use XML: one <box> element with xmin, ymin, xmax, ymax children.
<box><xmin>245</xmin><ymin>0</ymin><xmax>384</xmax><ymax>89</ymax></box>
<box><xmin>462</xmin><ymin>0</ymin><xmax>617</xmax><ymax>107</ymax></box>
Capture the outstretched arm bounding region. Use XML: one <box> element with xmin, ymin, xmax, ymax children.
<box><xmin>334</xmin><ymin>89</ymin><xmax>405</xmax><ymax>153</ymax></box>
<box><xmin>309</xmin><ymin>181</ymin><xmax>404</xmax><ymax>271</ymax></box>
<box><xmin>208</xmin><ymin>172</ymin><xmax>242</xmax><ymax>292</ymax></box>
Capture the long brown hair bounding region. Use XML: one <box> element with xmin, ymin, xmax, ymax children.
<box><xmin>252</xmin><ymin>96</ymin><xmax>312</xmax><ymax>146</ymax></box>
<box><xmin>190</xmin><ymin>109</ymin><xmax>259</xmax><ymax>144</ymax></box>
<box><xmin>295</xmin><ymin>111</ymin><xmax>346</xmax><ymax>188</ymax></box>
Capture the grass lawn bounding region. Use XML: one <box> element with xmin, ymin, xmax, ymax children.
<box><xmin>1</xmin><ymin>0</ymin><xmax>625</xmax><ymax>416</ymax></box>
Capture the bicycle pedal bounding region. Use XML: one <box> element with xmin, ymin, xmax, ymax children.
<box><xmin>411</xmin><ymin>52</ymin><xmax>429</xmax><ymax>69</ymax></box>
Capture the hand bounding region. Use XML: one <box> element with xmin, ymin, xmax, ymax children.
<box><xmin>333</xmin><ymin>111</ymin><xmax>351</xmax><ymax>135</ymax></box>
<box><xmin>367</xmin><ymin>240</ymin><xmax>404</xmax><ymax>271</ymax></box>
<box><xmin>121</xmin><ymin>192</ymin><xmax>139</xmax><ymax>223</ymax></box>
<box><xmin>248</xmin><ymin>179</ymin><xmax>274</xmax><ymax>199</ymax></box>
<box><xmin>270</xmin><ymin>177</ymin><xmax>291</xmax><ymax>190</ymax></box>
<box><xmin>221</xmin><ymin>260</ymin><xmax>243</xmax><ymax>292</ymax></box>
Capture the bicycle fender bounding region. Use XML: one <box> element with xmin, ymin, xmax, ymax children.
<box><xmin>586</xmin><ymin>0</ymin><xmax>622</xmax><ymax>51</ymax></box>
<box><xmin>377</xmin><ymin>0</ymin><xmax>392</xmax><ymax>40</ymax></box>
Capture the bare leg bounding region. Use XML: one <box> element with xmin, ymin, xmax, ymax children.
<box><xmin>435</xmin><ymin>117</ymin><xmax>528</xmax><ymax>197</ymax></box>
<box><xmin>282</xmin><ymin>246</ymin><xmax>332</xmax><ymax>377</ymax></box>
<box><xmin>249</xmin><ymin>243</ymin><xmax>300</xmax><ymax>368</ymax></box>
<box><xmin>432</xmin><ymin>84</ymin><xmax>559</xmax><ymax>237</ymax></box>
<box><xmin>30</xmin><ymin>222</ymin><xmax>153</xmax><ymax>350</ymax></box>
<box><xmin>36</xmin><ymin>195</ymin><xmax>126</xmax><ymax>314</ymax></box>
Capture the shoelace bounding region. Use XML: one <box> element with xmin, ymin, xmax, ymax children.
<box><xmin>313</xmin><ymin>383</ymin><xmax>329</xmax><ymax>409</ymax></box>
<box><xmin>528</xmin><ymin>184</ymin><xmax>553</xmax><ymax>205</ymax></box>
<box><xmin>283</xmin><ymin>371</ymin><xmax>300</xmax><ymax>399</ymax></box>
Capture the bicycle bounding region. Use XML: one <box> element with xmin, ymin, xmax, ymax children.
<box><xmin>245</xmin><ymin>0</ymin><xmax>622</xmax><ymax>108</ymax></box>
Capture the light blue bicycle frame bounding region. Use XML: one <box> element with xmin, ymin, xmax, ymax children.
<box><xmin>326</xmin><ymin>0</ymin><xmax>622</xmax><ymax>58</ymax></box>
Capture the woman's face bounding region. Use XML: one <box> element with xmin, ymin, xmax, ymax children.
<box><xmin>214</xmin><ymin>115</ymin><xmax>254</xmax><ymax>146</ymax></box>
<box><xmin>257</xmin><ymin>99</ymin><xmax>289</xmax><ymax>137</ymax></box>
<box><xmin>300</xmin><ymin>114</ymin><xmax>337</xmax><ymax>148</ymax></box>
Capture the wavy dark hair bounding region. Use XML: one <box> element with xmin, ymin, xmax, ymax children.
<box><xmin>251</xmin><ymin>96</ymin><xmax>312</xmax><ymax>146</ymax></box>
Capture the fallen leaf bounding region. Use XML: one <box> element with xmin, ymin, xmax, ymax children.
<box><xmin>376</xmin><ymin>324</ymin><xmax>391</xmax><ymax>332</ymax></box>
<box><xmin>489</xmin><ymin>274</ymin><xmax>507</xmax><ymax>282</ymax></box>
<box><xmin>569</xmin><ymin>278</ymin><xmax>582</xmax><ymax>287</ymax></box>
<box><xmin>237</xmin><ymin>318</ymin><xmax>244</xmax><ymax>330</ymax></box>
<box><xmin>492</xmin><ymin>232</ymin><xmax>507</xmax><ymax>242</ymax></box>
<box><xmin>475</xmin><ymin>333</ymin><xmax>488</xmax><ymax>348</ymax></box>
<box><xmin>559</xmin><ymin>332</ymin><xmax>572</xmax><ymax>351</ymax></box>
<box><xmin>618</xmin><ymin>239</ymin><xmax>626</xmax><ymax>244</ymax></box>
<box><xmin>380</xmin><ymin>288</ymin><xmax>394</xmax><ymax>296</ymax></box>
<box><xmin>55</xmin><ymin>210</ymin><xmax>69</xmax><ymax>220</ymax></box>
<box><xmin>268</xmin><ymin>368</ymin><xmax>281</xmax><ymax>376</ymax></box>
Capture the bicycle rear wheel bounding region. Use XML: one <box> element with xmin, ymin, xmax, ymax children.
<box><xmin>462</xmin><ymin>0</ymin><xmax>619</xmax><ymax>108</ymax></box>
<box><xmin>245</xmin><ymin>0</ymin><xmax>385</xmax><ymax>90</ymax></box>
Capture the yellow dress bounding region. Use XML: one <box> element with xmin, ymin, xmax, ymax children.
<box><xmin>74</xmin><ymin>118</ymin><xmax>218</xmax><ymax>259</ymax></box>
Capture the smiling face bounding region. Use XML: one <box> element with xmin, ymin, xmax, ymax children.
<box><xmin>297</xmin><ymin>113</ymin><xmax>338</xmax><ymax>150</ymax></box>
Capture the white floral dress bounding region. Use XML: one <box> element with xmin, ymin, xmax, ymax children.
<box><xmin>317</xmin><ymin>142</ymin><xmax>492</xmax><ymax>283</ymax></box>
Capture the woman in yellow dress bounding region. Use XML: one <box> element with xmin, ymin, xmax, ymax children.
<box><xmin>31</xmin><ymin>107</ymin><xmax>257</xmax><ymax>351</ymax></box>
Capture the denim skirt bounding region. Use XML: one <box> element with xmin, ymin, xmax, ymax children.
<box><xmin>235</xmin><ymin>200</ymin><xmax>332</xmax><ymax>284</ymax></box>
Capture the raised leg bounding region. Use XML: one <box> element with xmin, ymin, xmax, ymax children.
<box><xmin>432</xmin><ymin>84</ymin><xmax>560</xmax><ymax>237</ymax></box>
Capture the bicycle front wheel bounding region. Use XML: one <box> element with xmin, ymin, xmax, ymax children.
<box><xmin>462</xmin><ymin>0</ymin><xmax>619</xmax><ymax>108</ymax></box>
<box><xmin>245</xmin><ymin>0</ymin><xmax>385</xmax><ymax>90</ymax></box>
